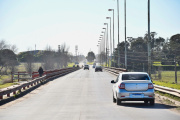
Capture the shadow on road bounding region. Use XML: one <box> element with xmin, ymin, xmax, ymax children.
<box><xmin>117</xmin><ymin>102</ymin><xmax>177</xmax><ymax>109</ymax></box>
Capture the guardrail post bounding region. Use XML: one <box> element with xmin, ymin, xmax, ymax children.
<box><xmin>18</xmin><ymin>72</ymin><xmax>20</xmax><ymax>82</ymax></box>
<box><xmin>13</xmin><ymin>91</ymin><xmax>16</xmax><ymax>95</ymax></box>
<box><xmin>32</xmin><ymin>72</ymin><xmax>34</xmax><ymax>80</ymax></box>
<box><xmin>0</xmin><ymin>95</ymin><xmax>3</xmax><ymax>99</ymax></box>
<box><xmin>7</xmin><ymin>93</ymin><xmax>10</xmax><ymax>97</ymax></box>
<box><xmin>11</xmin><ymin>72</ymin><xmax>13</xmax><ymax>83</ymax></box>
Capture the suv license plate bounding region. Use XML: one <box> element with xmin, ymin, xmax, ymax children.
<box><xmin>130</xmin><ymin>94</ymin><xmax>143</xmax><ymax>98</ymax></box>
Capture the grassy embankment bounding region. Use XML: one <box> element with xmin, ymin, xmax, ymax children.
<box><xmin>152</xmin><ymin>71</ymin><xmax>180</xmax><ymax>90</ymax></box>
<box><xmin>0</xmin><ymin>75</ymin><xmax>15</xmax><ymax>89</ymax></box>
<box><xmin>152</xmin><ymin>70</ymin><xmax>180</xmax><ymax>102</ymax></box>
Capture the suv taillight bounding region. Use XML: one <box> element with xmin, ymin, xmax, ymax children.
<box><xmin>148</xmin><ymin>83</ymin><xmax>154</xmax><ymax>89</ymax></box>
<box><xmin>118</xmin><ymin>83</ymin><xmax>125</xmax><ymax>89</ymax></box>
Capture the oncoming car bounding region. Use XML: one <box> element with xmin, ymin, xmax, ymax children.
<box><xmin>84</xmin><ymin>65</ymin><xmax>89</xmax><ymax>70</ymax></box>
<box><xmin>111</xmin><ymin>72</ymin><xmax>155</xmax><ymax>105</ymax></box>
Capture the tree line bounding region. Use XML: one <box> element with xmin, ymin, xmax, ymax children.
<box><xmin>97</xmin><ymin>33</ymin><xmax>180</xmax><ymax>72</ymax></box>
<box><xmin>0</xmin><ymin>41</ymin><xmax>84</xmax><ymax>76</ymax></box>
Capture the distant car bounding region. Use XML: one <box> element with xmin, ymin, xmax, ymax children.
<box><xmin>92</xmin><ymin>65</ymin><xmax>96</xmax><ymax>68</ymax></box>
<box><xmin>75</xmin><ymin>62</ymin><xmax>79</xmax><ymax>64</ymax></box>
<box><xmin>84</xmin><ymin>65</ymin><xmax>89</xmax><ymax>70</ymax></box>
<box><xmin>95</xmin><ymin>66</ymin><xmax>102</xmax><ymax>72</ymax></box>
<box><xmin>111</xmin><ymin>72</ymin><xmax>155</xmax><ymax>105</ymax></box>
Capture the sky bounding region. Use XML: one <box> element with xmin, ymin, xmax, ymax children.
<box><xmin>0</xmin><ymin>0</ymin><xmax>180</xmax><ymax>56</ymax></box>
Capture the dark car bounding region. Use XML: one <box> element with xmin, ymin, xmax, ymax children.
<box><xmin>84</xmin><ymin>65</ymin><xmax>89</xmax><ymax>70</ymax></box>
<box><xmin>95</xmin><ymin>66</ymin><xmax>102</xmax><ymax>72</ymax></box>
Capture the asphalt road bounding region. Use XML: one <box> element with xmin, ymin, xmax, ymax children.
<box><xmin>0</xmin><ymin>67</ymin><xmax>180</xmax><ymax>120</ymax></box>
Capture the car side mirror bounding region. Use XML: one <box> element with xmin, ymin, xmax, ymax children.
<box><xmin>111</xmin><ymin>80</ymin><xmax>115</xmax><ymax>83</ymax></box>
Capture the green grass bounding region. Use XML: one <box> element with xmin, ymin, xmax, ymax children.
<box><xmin>153</xmin><ymin>81</ymin><xmax>180</xmax><ymax>90</ymax></box>
<box><xmin>152</xmin><ymin>71</ymin><xmax>180</xmax><ymax>84</ymax></box>
<box><xmin>87</xmin><ymin>62</ymin><xmax>94</xmax><ymax>65</ymax></box>
<box><xmin>0</xmin><ymin>83</ymin><xmax>18</xmax><ymax>89</ymax></box>
<box><xmin>0</xmin><ymin>75</ymin><xmax>19</xmax><ymax>89</ymax></box>
<box><xmin>153</xmin><ymin>61</ymin><xmax>179</xmax><ymax>66</ymax></box>
<box><xmin>67</xmin><ymin>63</ymin><xmax>74</xmax><ymax>67</ymax></box>
<box><xmin>152</xmin><ymin>71</ymin><xmax>180</xmax><ymax>90</ymax></box>
<box><xmin>17</xmin><ymin>63</ymin><xmax>26</xmax><ymax>71</ymax></box>
<box><xmin>0</xmin><ymin>75</ymin><xmax>10</xmax><ymax>80</ymax></box>
<box><xmin>155</xmin><ymin>91</ymin><xmax>180</xmax><ymax>102</ymax></box>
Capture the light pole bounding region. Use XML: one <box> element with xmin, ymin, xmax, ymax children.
<box><xmin>98</xmin><ymin>39</ymin><xmax>102</xmax><ymax>64</ymax></box>
<box><xmin>108</xmin><ymin>9</ymin><xmax>115</xmax><ymax>67</ymax></box>
<box><xmin>102</xmin><ymin>29</ymin><xmax>106</xmax><ymax>66</ymax></box>
<box><xmin>124</xmin><ymin>0</ymin><xmax>127</xmax><ymax>69</ymax></box>
<box><xmin>104</xmin><ymin>23</ymin><xmax>109</xmax><ymax>67</ymax></box>
<box><xmin>100</xmin><ymin>34</ymin><xmax>104</xmax><ymax>54</ymax></box>
<box><xmin>117</xmin><ymin>0</ymin><xmax>120</xmax><ymax>67</ymax></box>
<box><xmin>97</xmin><ymin>44</ymin><xmax>99</xmax><ymax>63</ymax></box>
<box><xmin>106</xmin><ymin>17</ymin><xmax>112</xmax><ymax>67</ymax></box>
<box><xmin>147</xmin><ymin>0</ymin><xmax>151</xmax><ymax>77</ymax></box>
<box><xmin>97</xmin><ymin>38</ymin><xmax>101</xmax><ymax>64</ymax></box>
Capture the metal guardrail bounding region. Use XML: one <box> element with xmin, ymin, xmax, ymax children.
<box><xmin>0</xmin><ymin>67</ymin><xmax>80</xmax><ymax>100</ymax></box>
<box><xmin>104</xmin><ymin>67</ymin><xmax>180</xmax><ymax>98</ymax></box>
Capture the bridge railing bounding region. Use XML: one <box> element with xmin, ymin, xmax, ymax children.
<box><xmin>0</xmin><ymin>67</ymin><xmax>80</xmax><ymax>100</ymax></box>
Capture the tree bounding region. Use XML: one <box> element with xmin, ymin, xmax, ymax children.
<box><xmin>170</xmin><ymin>34</ymin><xmax>180</xmax><ymax>54</ymax></box>
<box><xmin>59</xmin><ymin>43</ymin><xmax>70</xmax><ymax>68</ymax></box>
<box><xmin>86</xmin><ymin>51</ymin><xmax>95</xmax><ymax>62</ymax></box>
<box><xmin>169</xmin><ymin>34</ymin><xmax>180</xmax><ymax>84</ymax></box>
<box><xmin>0</xmin><ymin>40</ymin><xmax>18</xmax><ymax>76</ymax></box>
<box><xmin>42</xmin><ymin>50</ymin><xmax>55</xmax><ymax>70</ymax></box>
<box><xmin>0</xmin><ymin>49</ymin><xmax>17</xmax><ymax>75</ymax></box>
<box><xmin>0</xmin><ymin>40</ymin><xmax>8</xmax><ymax>50</ymax></box>
<box><xmin>154</xmin><ymin>37</ymin><xmax>165</xmax><ymax>51</ymax></box>
<box><xmin>24</xmin><ymin>50</ymin><xmax>34</xmax><ymax>76</ymax></box>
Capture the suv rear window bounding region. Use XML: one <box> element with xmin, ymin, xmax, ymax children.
<box><xmin>122</xmin><ymin>74</ymin><xmax>150</xmax><ymax>80</ymax></box>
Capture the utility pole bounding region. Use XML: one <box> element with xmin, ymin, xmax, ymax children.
<box><xmin>174</xmin><ymin>54</ymin><xmax>177</xmax><ymax>84</ymax></box>
<box><xmin>58</xmin><ymin>45</ymin><xmax>60</xmax><ymax>53</ymax></box>
<box><xmin>147</xmin><ymin>0</ymin><xmax>151</xmax><ymax>77</ymax></box>
<box><xmin>117</xmin><ymin>0</ymin><xmax>120</xmax><ymax>68</ymax></box>
<box><xmin>75</xmin><ymin>45</ymin><xmax>78</xmax><ymax>63</ymax></box>
<box><xmin>124</xmin><ymin>0</ymin><xmax>127</xmax><ymax>69</ymax></box>
<box><xmin>104</xmin><ymin>23</ymin><xmax>109</xmax><ymax>67</ymax></box>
